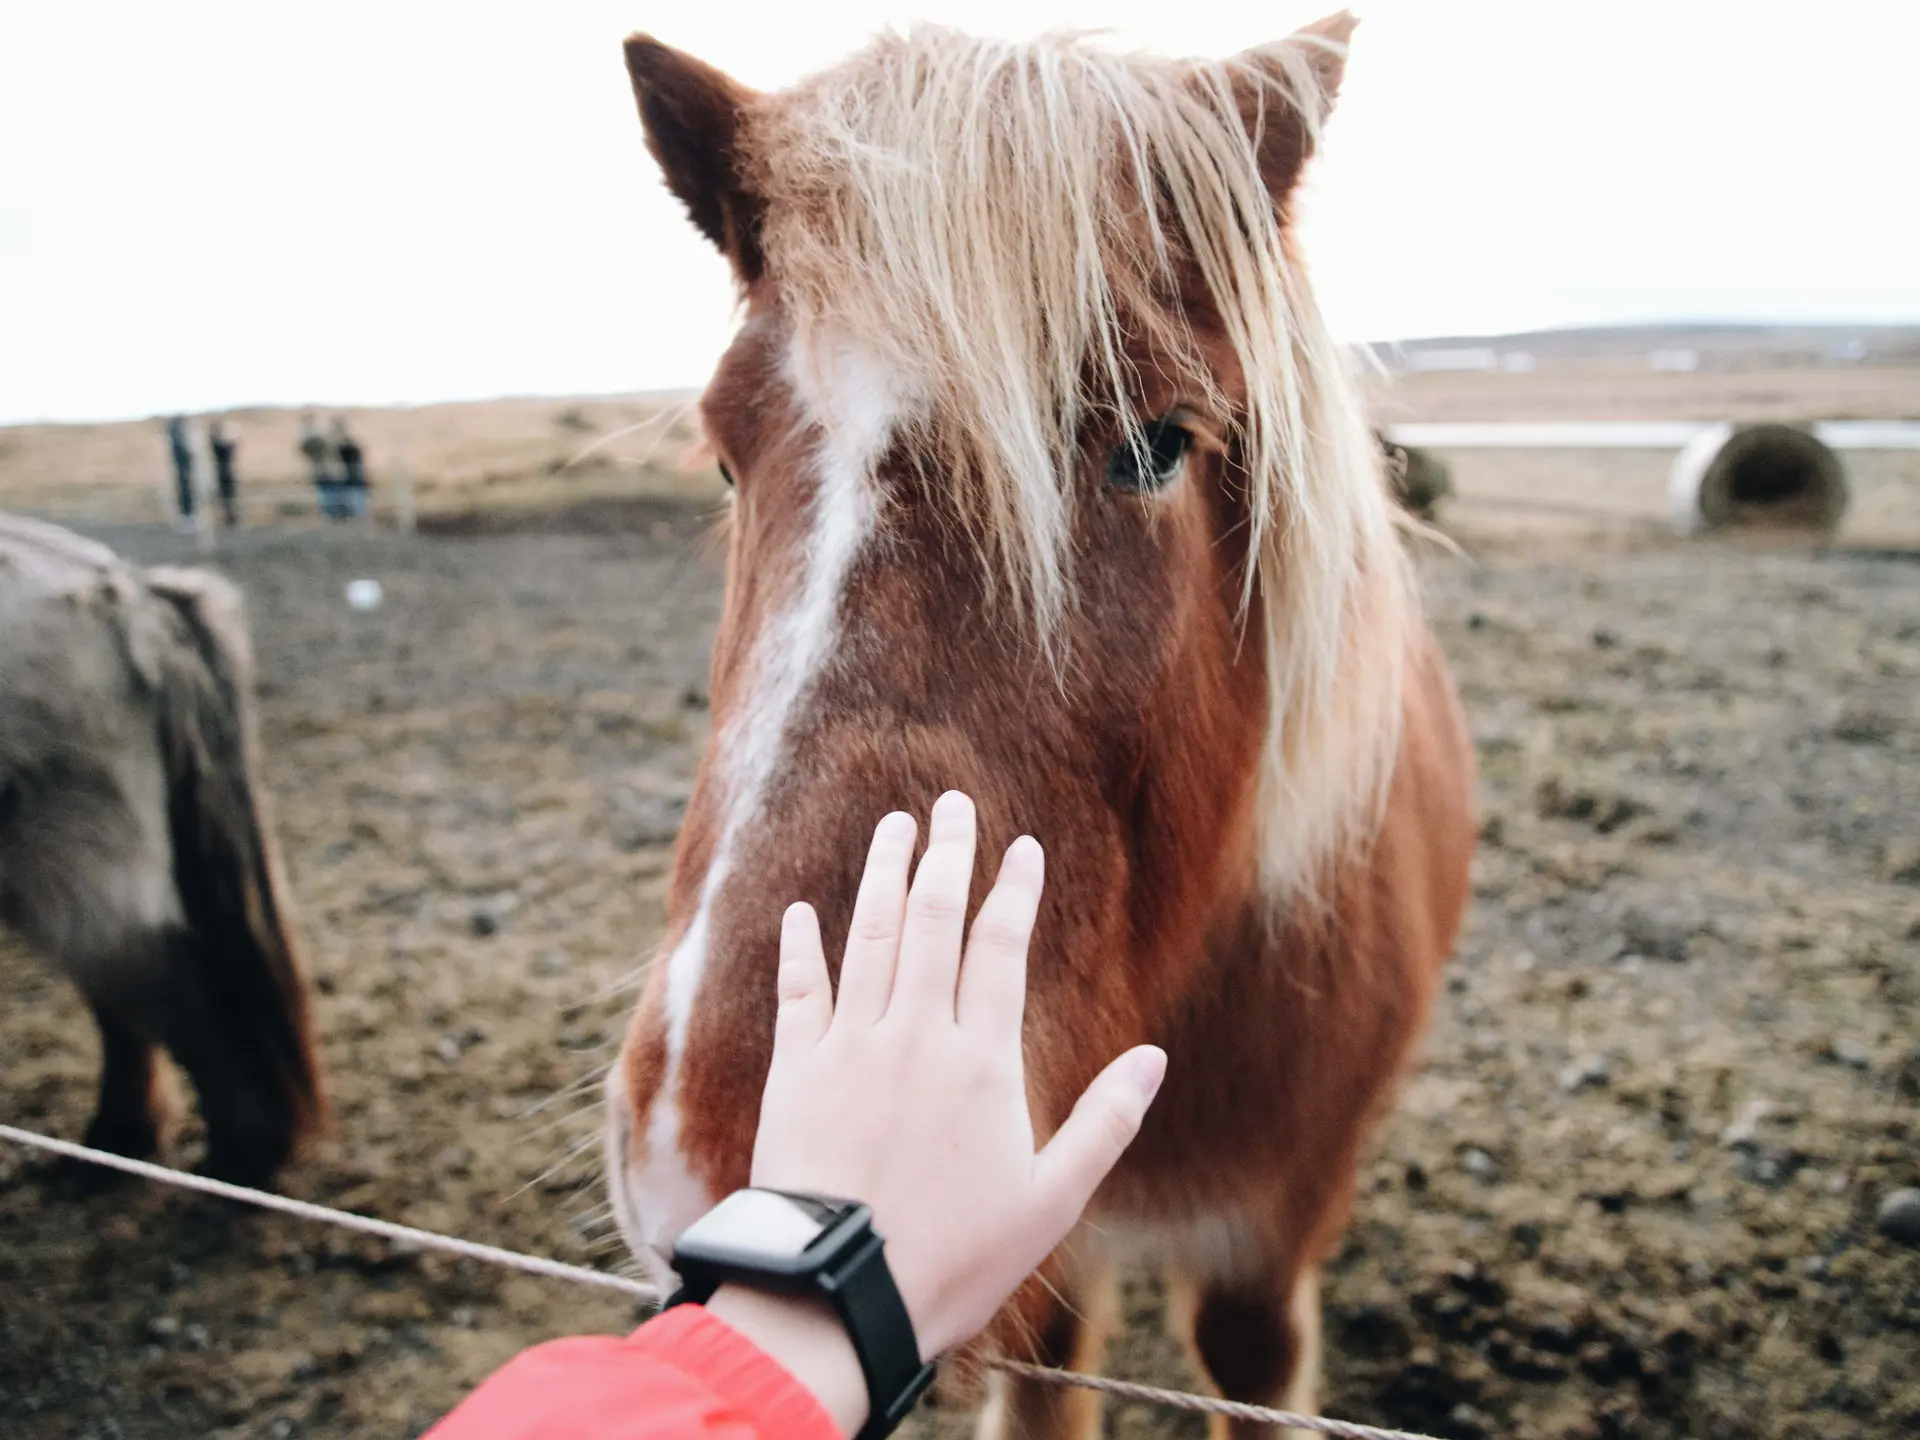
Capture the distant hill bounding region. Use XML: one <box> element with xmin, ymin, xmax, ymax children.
<box><xmin>1374</xmin><ymin>323</ymin><xmax>1920</xmax><ymax>373</ymax></box>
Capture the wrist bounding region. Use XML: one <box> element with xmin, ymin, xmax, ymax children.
<box><xmin>703</xmin><ymin>1285</ymin><xmax>871</xmax><ymax>1438</ymax></box>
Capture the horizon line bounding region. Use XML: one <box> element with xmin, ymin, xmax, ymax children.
<box><xmin>7</xmin><ymin>318</ymin><xmax>1919</xmax><ymax>430</ymax></box>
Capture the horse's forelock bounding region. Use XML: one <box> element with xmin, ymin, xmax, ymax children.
<box><xmin>748</xmin><ymin>25</ymin><xmax>1414</xmax><ymax>900</ymax></box>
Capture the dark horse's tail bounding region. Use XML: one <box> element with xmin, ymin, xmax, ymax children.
<box><xmin>146</xmin><ymin>568</ymin><xmax>327</xmax><ymax>1181</ymax></box>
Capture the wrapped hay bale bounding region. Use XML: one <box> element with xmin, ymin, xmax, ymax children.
<box><xmin>1376</xmin><ymin>431</ymin><xmax>1453</xmax><ymax>519</ymax></box>
<box><xmin>1667</xmin><ymin>422</ymin><xmax>1848</xmax><ymax>536</ymax></box>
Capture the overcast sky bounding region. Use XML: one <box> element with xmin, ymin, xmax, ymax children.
<box><xmin>2</xmin><ymin>0</ymin><xmax>1915</xmax><ymax>424</ymax></box>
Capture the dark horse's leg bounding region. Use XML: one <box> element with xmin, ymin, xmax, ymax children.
<box><xmin>74</xmin><ymin>931</ymin><xmax>300</xmax><ymax>1188</ymax></box>
<box><xmin>150</xmin><ymin>929</ymin><xmax>299</xmax><ymax>1188</ymax></box>
<box><xmin>80</xmin><ymin>1003</ymin><xmax>164</xmax><ymax>1161</ymax></box>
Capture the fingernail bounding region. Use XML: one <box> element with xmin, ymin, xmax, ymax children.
<box><xmin>1127</xmin><ymin>1047</ymin><xmax>1168</xmax><ymax>1105</ymax></box>
<box><xmin>1002</xmin><ymin>834</ymin><xmax>1043</xmax><ymax>876</ymax></box>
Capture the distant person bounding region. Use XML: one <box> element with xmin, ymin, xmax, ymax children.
<box><xmin>208</xmin><ymin>419</ymin><xmax>241</xmax><ymax>526</ymax></box>
<box><xmin>165</xmin><ymin>415</ymin><xmax>195</xmax><ymax>527</ymax></box>
<box><xmin>333</xmin><ymin>418</ymin><xmax>369</xmax><ymax>520</ymax></box>
<box><xmin>300</xmin><ymin>411</ymin><xmax>341</xmax><ymax>517</ymax></box>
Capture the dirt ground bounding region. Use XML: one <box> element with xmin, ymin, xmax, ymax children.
<box><xmin>2</xmin><ymin>463</ymin><xmax>1917</xmax><ymax>1438</ymax></box>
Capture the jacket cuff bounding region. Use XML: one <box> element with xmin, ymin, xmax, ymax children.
<box><xmin>634</xmin><ymin>1304</ymin><xmax>844</xmax><ymax>1439</ymax></box>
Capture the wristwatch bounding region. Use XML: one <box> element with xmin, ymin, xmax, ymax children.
<box><xmin>667</xmin><ymin>1189</ymin><xmax>937</xmax><ymax>1440</ymax></box>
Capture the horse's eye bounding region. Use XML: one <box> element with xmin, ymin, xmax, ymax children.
<box><xmin>717</xmin><ymin>460</ymin><xmax>736</xmax><ymax>487</ymax></box>
<box><xmin>1107</xmin><ymin>418</ymin><xmax>1191</xmax><ymax>493</ymax></box>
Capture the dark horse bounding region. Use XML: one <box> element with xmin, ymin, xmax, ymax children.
<box><xmin>0</xmin><ymin>514</ymin><xmax>325</xmax><ymax>1186</ymax></box>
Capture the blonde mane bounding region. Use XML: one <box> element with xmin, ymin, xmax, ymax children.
<box><xmin>750</xmin><ymin>24</ymin><xmax>1415</xmax><ymax>899</ymax></box>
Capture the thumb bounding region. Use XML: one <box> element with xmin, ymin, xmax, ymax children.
<box><xmin>1034</xmin><ymin>1045</ymin><xmax>1166</xmax><ymax>1221</ymax></box>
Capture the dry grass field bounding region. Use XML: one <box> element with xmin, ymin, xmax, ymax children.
<box><xmin>0</xmin><ymin>393</ymin><xmax>713</xmax><ymax>525</ymax></box>
<box><xmin>4</xmin><ymin>352</ymin><xmax>1917</xmax><ymax>530</ymax></box>
<box><xmin>1370</xmin><ymin>362</ymin><xmax>1920</xmax><ymax>548</ymax></box>
<box><xmin>1374</xmin><ymin>363</ymin><xmax>1920</xmax><ymax>426</ymax></box>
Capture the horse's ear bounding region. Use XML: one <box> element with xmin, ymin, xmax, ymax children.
<box><xmin>1228</xmin><ymin>10</ymin><xmax>1356</xmax><ymax>210</ymax></box>
<box><xmin>1279</xmin><ymin>10</ymin><xmax>1356</xmax><ymax>122</ymax></box>
<box><xmin>623</xmin><ymin>35</ymin><xmax>764</xmax><ymax>280</ymax></box>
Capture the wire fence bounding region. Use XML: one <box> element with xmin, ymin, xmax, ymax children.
<box><xmin>7</xmin><ymin>471</ymin><xmax>420</xmax><ymax>549</ymax></box>
<box><xmin>1</xmin><ymin>1122</ymin><xmax>1448</xmax><ymax>1440</ymax></box>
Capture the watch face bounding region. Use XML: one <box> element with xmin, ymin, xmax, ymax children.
<box><xmin>677</xmin><ymin>1189</ymin><xmax>845</xmax><ymax>1262</ymax></box>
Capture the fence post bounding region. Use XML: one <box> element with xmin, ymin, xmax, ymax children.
<box><xmin>394</xmin><ymin>457</ymin><xmax>416</xmax><ymax>537</ymax></box>
<box><xmin>194</xmin><ymin>454</ymin><xmax>217</xmax><ymax>554</ymax></box>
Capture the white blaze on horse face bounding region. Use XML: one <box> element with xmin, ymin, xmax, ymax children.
<box><xmin>609</xmin><ymin>337</ymin><xmax>910</xmax><ymax>1282</ymax></box>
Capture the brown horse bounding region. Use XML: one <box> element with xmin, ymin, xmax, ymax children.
<box><xmin>605</xmin><ymin>15</ymin><xmax>1475</xmax><ymax>1435</ymax></box>
<box><xmin>0</xmin><ymin>514</ymin><xmax>325</xmax><ymax>1187</ymax></box>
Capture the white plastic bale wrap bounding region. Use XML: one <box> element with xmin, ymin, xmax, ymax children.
<box><xmin>1667</xmin><ymin>422</ymin><xmax>1848</xmax><ymax>536</ymax></box>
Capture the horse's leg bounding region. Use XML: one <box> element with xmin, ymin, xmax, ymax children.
<box><xmin>1175</xmin><ymin>1267</ymin><xmax>1328</xmax><ymax>1436</ymax></box>
<box><xmin>975</xmin><ymin>1254</ymin><xmax>1116</xmax><ymax>1440</ymax></box>
<box><xmin>80</xmin><ymin>1003</ymin><xmax>163</xmax><ymax>1161</ymax></box>
<box><xmin>150</xmin><ymin>931</ymin><xmax>297</xmax><ymax>1187</ymax></box>
<box><xmin>1175</xmin><ymin>1259</ymin><xmax>1322</xmax><ymax>1440</ymax></box>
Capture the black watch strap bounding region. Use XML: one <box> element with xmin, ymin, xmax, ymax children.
<box><xmin>817</xmin><ymin>1230</ymin><xmax>936</xmax><ymax>1440</ymax></box>
<box><xmin>665</xmin><ymin>1200</ymin><xmax>935</xmax><ymax>1440</ymax></box>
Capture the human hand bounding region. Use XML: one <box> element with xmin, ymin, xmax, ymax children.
<box><xmin>748</xmin><ymin>790</ymin><xmax>1167</xmax><ymax>1359</ymax></box>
